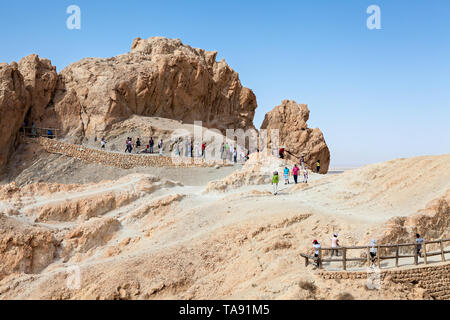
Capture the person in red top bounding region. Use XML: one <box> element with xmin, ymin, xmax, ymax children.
<box><xmin>201</xmin><ymin>143</ymin><xmax>206</xmax><ymax>157</ymax></box>
<box><xmin>279</xmin><ymin>147</ymin><xmax>285</xmax><ymax>159</ymax></box>
<box><xmin>292</xmin><ymin>164</ymin><xmax>300</xmax><ymax>184</ymax></box>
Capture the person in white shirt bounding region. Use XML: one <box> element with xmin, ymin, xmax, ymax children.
<box><xmin>331</xmin><ymin>233</ymin><xmax>340</xmax><ymax>257</ymax></box>
<box><xmin>158</xmin><ymin>140</ymin><xmax>163</xmax><ymax>156</ymax></box>
<box><xmin>312</xmin><ymin>240</ymin><xmax>321</xmax><ymax>267</ymax></box>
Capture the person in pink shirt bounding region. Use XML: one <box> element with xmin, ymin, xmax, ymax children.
<box><xmin>292</xmin><ymin>164</ymin><xmax>300</xmax><ymax>184</ymax></box>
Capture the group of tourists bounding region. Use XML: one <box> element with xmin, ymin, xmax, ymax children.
<box><xmin>106</xmin><ymin>137</ymin><xmax>164</xmax><ymax>155</ymax></box>
<box><xmin>310</xmin><ymin>233</ymin><xmax>426</xmax><ymax>268</ymax></box>
<box><xmin>271</xmin><ymin>155</ymin><xmax>315</xmax><ymax>195</ymax></box>
<box><xmin>220</xmin><ymin>143</ymin><xmax>249</xmax><ymax>163</ymax></box>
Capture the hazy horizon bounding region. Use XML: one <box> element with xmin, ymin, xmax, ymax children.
<box><xmin>1</xmin><ymin>0</ymin><xmax>449</xmax><ymax>167</ymax></box>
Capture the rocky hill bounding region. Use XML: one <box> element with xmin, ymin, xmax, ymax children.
<box><xmin>0</xmin><ymin>37</ymin><xmax>330</xmax><ymax>174</ymax></box>
<box><xmin>261</xmin><ymin>100</ymin><xmax>330</xmax><ymax>173</ymax></box>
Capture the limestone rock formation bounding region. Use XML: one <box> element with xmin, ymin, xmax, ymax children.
<box><xmin>52</xmin><ymin>37</ymin><xmax>257</xmax><ymax>139</ymax></box>
<box><xmin>260</xmin><ymin>100</ymin><xmax>330</xmax><ymax>173</ymax></box>
<box><xmin>0</xmin><ymin>215</ymin><xmax>59</xmax><ymax>280</ymax></box>
<box><xmin>0</xmin><ymin>63</ymin><xmax>29</xmax><ymax>172</ymax></box>
<box><xmin>18</xmin><ymin>54</ymin><xmax>58</xmax><ymax>127</ymax></box>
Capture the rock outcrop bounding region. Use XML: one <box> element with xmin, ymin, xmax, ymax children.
<box><xmin>0</xmin><ymin>63</ymin><xmax>29</xmax><ymax>172</ymax></box>
<box><xmin>0</xmin><ymin>55</ymin><xmax>58</xmax><ymax>173</ymax></box>
<box><xmin>52</xmin><ymin>37</ymin><xmax>257</xmax><ymax>139</ymax></box>
<box><xmin>0</xmin><ymin>215</ymin><xmax>59</xmax><ymax>280</ymax></box>
<box><xmin>18</xmin><ymin>54</ymin><xmax>58</xmax><ymax>127</ymax></box>
<box><xmin>0</xmin><ymin>37</ymin><xmax>258</xmax><ymax>171</ymax></box>
<box><xmin>260</xmin><ymin>100</ymin><xmax>330</xmax><ymax>173</ymax></box>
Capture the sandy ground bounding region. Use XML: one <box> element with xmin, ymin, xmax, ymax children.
<box><xmin>0</xmin><ymin>151</ymin><xmax>448</xmax><ymax>300</ymax></box>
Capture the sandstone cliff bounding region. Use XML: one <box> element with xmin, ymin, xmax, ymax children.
<box><xmin>260</xmin><ymin>100</ymin><xmax>330</xmax><ymax>173</ymax></box>
<box><xmin>0</xmin><ymin>63</ymin><xmax>29</xmax><ymax>171</ymax></box>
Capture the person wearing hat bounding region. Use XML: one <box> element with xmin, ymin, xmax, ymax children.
<box><xmin>312</xmin><ymin>240</ymin><xmax>321</xmax><ymax>267</ymax></box>
<box><xmin>331</xmin><ymin>233</ymin><xmax>340</xmax><ymax>257</ymax></box>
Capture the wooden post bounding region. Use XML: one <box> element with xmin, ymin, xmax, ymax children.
<box><xmin>342</xmin><ymin>248</ymin><xmax>347</xmax><ymax>271</ymax></box>
<box><xmin>367</xmin><ymin>247</ymin><xmax>371</xmax><ymax>266</ymax></box>
<box><xmin>377</xmin><ymin>246</ymin><xmax>381</xmax><ymax>268</ymax></box>
<box><xmin>423</xmin><ymin>242</ymin><xmax>428</xmax><ymax>264</ymax></box>
<box><xmin>414</xmin><ymin>244</ymin><xmax>418</xmax><ymax>265</ymax></box>
<box><xmin>440</xmin><ymin>240</ymin><xmax>445</xmax><ymax>262</ymax></box>
<box><xmin>318</xmin><ymin>248</ymin><xmax>323</xmax><ymax>269</ymax></box>
<box><xmin>395</xmin><ymin>245</ymin><xmax>399</xmax><ymax>268</ymax></box>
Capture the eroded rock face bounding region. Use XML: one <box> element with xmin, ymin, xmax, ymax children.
<box><xmin>260</xmin><ymin>100</ymin><xmax>330</xmax><ymax>173</ymax></box>
<box><xmin>0</xmin><ymin>55</ymin><xmax>58</xmax><ymax>173</ymax></box>
<box><xmin>0</xmin><ymin>63</ymin><xmax>30</xmax><ymax>172</ymax></box>
<box><xmin>0</xmin><ymin>215</ymin><xmax>59</xmax><ymax>280</ymax></box>
<box><xmin>18</xmin><ymin>54</ymin><xmax>58</xmax><ymax>127</ymax></box>
<box><xmin>53</xmin><ymin>37</ymin><xmax>257</xmax><ymax>139</ymax></box>
<box><xmin>380</xmin><ymin>190</ymin><xmax>450</xmax><ymax>248</ymax></box>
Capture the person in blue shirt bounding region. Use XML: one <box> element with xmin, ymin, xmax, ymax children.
<box><xmin>415</xmin><ymin>233</ymin><xmax>424</xmax><ymax>257</ymax></box>
<box><xmin>283</xmin><ymin>166</ymin><xmax>290</xmax><ymax>185</ymax></box>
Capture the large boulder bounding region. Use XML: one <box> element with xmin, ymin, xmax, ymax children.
<box><xmin>0</xmin><ymin>62</ymin><xmax>30</xmax><ymax>172</ymax></box>
<box><xmin>52</xmin><ymin>37</ymin><xmax>258</xmax><ymax>139</ymax></box>
<box><xmin>260</xmin><ymin>100</ymin><xmax>330</xmax><ymax>173</ymax></box>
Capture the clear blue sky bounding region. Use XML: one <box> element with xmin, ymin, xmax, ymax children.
<box><xmin>1</xmin><ymin>0</ymin><xmax>449</xmax><ymax>166</ymax></box>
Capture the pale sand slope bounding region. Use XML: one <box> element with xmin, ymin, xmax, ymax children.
<box><xmin>0</xmin><ymin>154</ymin><xmax>448</xmax><ymax>299</ymax></box>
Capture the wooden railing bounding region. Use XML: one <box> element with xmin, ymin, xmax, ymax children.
<box><xmin>21</xmin><ymin>126</ymin><xmax>60</xmax><ymax>139</ymax></box>
<box><xmin>300</xmin><ymin>238</ymin><xmax>450</xmax><ymax>270</ymax></box>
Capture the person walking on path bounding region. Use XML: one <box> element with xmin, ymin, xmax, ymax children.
<box><xmin>292</xmin><ymin>164</ymin><xmax>299</xmax><ymax>184</ymax></box>
<box><xmin>135</xmin><ymin>138</ymin><xmax>141</xmax><ymax>153</ymax></box>
<box><xmin>202</xmin><ymin>143</ymin><xmax>206</xmax><ymax>157</ymax></box>
<box><xmin>101</xmin><ymin>137</ymin><xmax>106</xmax><ymax>149</ymax></box>
<box><xmin>125</xmin><ymin>138</ymin><xmax>133</xmax><ymax>153</ymax></box>
<box><xmin>283</xmin><ymin>166</ymin><xmax>290</xmax><ymax>184</ymax></box>
<box><xmin>233</xmin><ymin>148</ymin><xmax>237</xmax><ymax>163</ymax></box>
<box><xmin>415</xmin><ymin>233</ymin><xmax>424</xmax><ymax>257</ymax></box>
<box><xmin>272</xmin><ymin>171</ymin><xmax>279</xmax><ymax>195</ymax></box>
<box><xmin>369</xmin><ymin>239</ymin><xmax>378</xmax><ymax>266</ymax></box>
<box><xmin>316</xmin><ymin>160</ymin><xmax>320</xmax><ymax>173</ymax></box>
<box><xmin>312</xmin><ymin>240</ymin><xmax>321</xmax><ymax>267</ymax></box>
<box><xmin>331</xmin><ymin>233</ymin><xmax>340</xmax><ymax>257</ymax></box>
<box><xmin>149</xmin><ymin>137</ymin><xmax>154</xmax><ymax>153</ymax></box>
<box><xmin>158</xmin><ymin>139</ymin><xmax>163</xmax><ymax>156</ymax></box>
<box><xmin>303</xmin><ymin>168</ymin><xmax>309</xmax><ymax>183</ymax></box>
